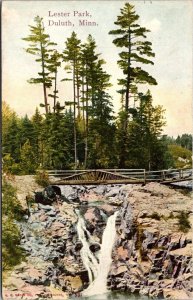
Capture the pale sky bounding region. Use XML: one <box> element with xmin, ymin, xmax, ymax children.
<box><xmin>2</xmin><ymin>0</ymin><xmax>193</xmax><ymax>137</ymax></box>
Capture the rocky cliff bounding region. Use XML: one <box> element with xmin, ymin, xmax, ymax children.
<box><xmin>109</xmin><ymin>184</ymin><xmax>193</xmax><ymax>299</ymax></box>
<box><xmin>3</xmin><ymin>176</ymin><xmax>193</xmax><ymax>299</ymax></box>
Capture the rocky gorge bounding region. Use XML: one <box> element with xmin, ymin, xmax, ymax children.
<box><xmin>3</xmin><ymin>176</ymin><xmax>193</xmax><ymax>300</ymax></box>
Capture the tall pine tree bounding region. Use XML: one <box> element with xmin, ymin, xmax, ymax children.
<box><xmin>80</xmin><ymin>35</ymin><xmax>112</xmax><ymax>167</ymax></box>
<box><xmin>31</xmin><ymin>108</ymin><xmax>43</xmax><ymax>166</ymax></box>
<box><xmin>63</xmin><ymin>32</ymin><xmax>82</xmax><ymax>168</ymax></box>
<box><xmin>47</xmin><ymin>50</ymin><xmax>62</xmax><ymax>113</ymax></box>
<box><xmin>109</xmin><ymin>3</ymin><xmax>157</xmax><ymax>116</ymax></box>
<box><xmin>23</xmin><ymin>16</ymin><xmax>56</xmax><ymax>114</ymax></box>
<box><xmin>125</xmin><ymin>91</ymin><xmax>166</xmax><ymax>170</ymax></box>
<box><xmin>109</xmin><ymin>3</ymin><xmax>157</xmax><ymax>167</ymax></box>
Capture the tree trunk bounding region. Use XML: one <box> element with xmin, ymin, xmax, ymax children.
<box><xmin>43</xmin><ymin>84</ymin><xmax>48</xmax><ymax>114</ymax></box>
<box><xmin>76</xmin><ymin>65</ymin><xmax>80</xmax><ymax>117</ymax></box>
<box><xmin>40</xmin><ymin>37</ymin><xmax>48</xmax><ymax>114</ymax></box>
<box><xmin>82</xmin><ymin>75</ymin><xmax>85</xmax><ymax>130</ymax></box>
<box><xmin>120</xmin><ymin>29</ymin><xmax>131</xmax><ymax>167</ymax></box>
<box><xmin>84</xmin><ymin>70</ymin><xmax>89</xmax><ymax>169</ymax></box>
<box><xmin>73</xmin><ymin>62</ymin><xmax>77</xmax><ymax>169</ymax></box>
<box><xmin>53</xmin><ymin>70</ymin><xmax>57</xmax><ymax>113</ymax></box>
<box><xmin>125</xmin><ymin>29</ymin><xmax>131</xmax><ymax>128</ymax></box>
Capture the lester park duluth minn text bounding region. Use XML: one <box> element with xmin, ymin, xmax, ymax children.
<box><xmin>48</xmin><ymin>10</ymin><xmax>92</xmax><ymax>17</ymax></box>
<box><xmin>48</xmin><ymin>10</ymin><xmax>98</xmax><ymax>26</ymax></box>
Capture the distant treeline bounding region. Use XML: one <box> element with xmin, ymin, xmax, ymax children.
<box><xmin>164</xmin><ymin>134</ymin><xmax>192</xmax><ymax>151</ymax></box>
<box><xmin>2</xmin><ymin>101</ymin><xmax>192</xmax><ymax>174</ymax></box>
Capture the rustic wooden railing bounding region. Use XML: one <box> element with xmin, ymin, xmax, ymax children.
<box><xmin>45</xmin><ymin>168</ymin><xmax>192</xmax><ymax>185</ymax></box>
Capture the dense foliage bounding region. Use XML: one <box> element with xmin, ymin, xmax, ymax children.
<box><xmin>2</xmin><ymin>179</ymin><xmax>25</xmax><ymax>272</ymax></box>
<box><xmin>167</xmin><ymin>144</ymin><xmax>192</xmax><ymax>169</ymax></box>
<box><xmin>3</xmin><ymin>3</ymin><xmax>190</xmax><ymax>173</ymax></box>
<box><xmin>175</xmin><ymin>134</ymin><xmax>192</xmax><ymax>151</ymax></box>
<box><xmin>177</xmin><ymin>211</ymin><xmax>191</xmax><ymax>233</ymax></box>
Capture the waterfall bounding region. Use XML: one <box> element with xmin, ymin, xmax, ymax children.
<box><xmin>76</xmin><ymin>210</ymin><xmax>118</xmax><ymax>297</ymax></box>
<box><xmin>76</xmin><ymin>213</ymin><xmax>99</xmax><ymax>283</ymax></box>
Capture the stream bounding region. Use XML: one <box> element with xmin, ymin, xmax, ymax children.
<box><xmin>74</xmin><ymin>210</ymin><xmax>152</xmax><ymax>299</ymax></box>
<box><xmin>71</xmin><ymin>183</ymin><xmax>192</xmax><ymax>299</ymax></box>
<box><xmin>77</xmin><ymin>211</ymin><xmax>119</xmax><ymax>297</ymax></box>
<box><xmin>71</xmin><ymin>291</ymin><xmax>151</xmax><ymax>300</ymax></box>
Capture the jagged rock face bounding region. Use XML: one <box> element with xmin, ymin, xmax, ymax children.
<box><xmin>3</xmin><ymin>179</ymin><xmax>193</xmax><ymax>300</ymax></box>
<box><xmin>3</xmin><ymin>183</ymin><xmax>125</xmax><ymax>299</ymax></box>
<box><xmin>82</xmin><ymin>206</ymin><xmax>108</xmax><ymax>241</ymax></box>
<box><xmin>108</xmin><ymin>183</ymin><xmax>193</xmax><ymax>300</ymax></box>
<box><xmin>6</xmin><ymin>201</ymin><xmax>87</xmax><ymax>298</ymax></box>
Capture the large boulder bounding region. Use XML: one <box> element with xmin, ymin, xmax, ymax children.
<box><xmin>43</xmin><ymin>185</ymin><xmax>61</xmax><ymax>199</ymax></box>
<box><xmin>60</xmin><ymin>186</ymin><xmax>79</xmax><ymax>202</ymax></box>
<box><xmin>34</xmin><ymin>186</ymin><xmax>62</xmax><ymax>205</ymax></box>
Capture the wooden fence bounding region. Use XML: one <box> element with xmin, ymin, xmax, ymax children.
<box><xmin>45</xmin><ymin>168</ymin><xmax>192</xmax><ymax>185</ymax></box>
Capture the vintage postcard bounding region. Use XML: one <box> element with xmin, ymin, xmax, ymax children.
<box><xmin>2</xmin><ymin>0</ymin><xmax>192</xmax><ymax>299</ymax></box>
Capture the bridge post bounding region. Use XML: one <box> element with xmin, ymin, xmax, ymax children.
<box><xmin>144</xmin><ymin>169</ymin><xmax>146</xmax><ymax>185</ymax></box>
<box><xmin>162</xmin><ymin>170</ymin><xmax>166</xmax><ymax>181</ymax></box>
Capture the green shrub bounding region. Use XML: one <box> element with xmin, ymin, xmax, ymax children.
<box><xmin>2</xmin><ymin>180</ymin><xmax>26</xmax><ymax>272</ymax></box>
<box><xmin>177</xmin><ymin>211</ymin><xmax>191</xmax><ymax>233</ymax></box>
<box><xmin>35</xmin><ymin>169</ymin><xmax>50</xmax><ymax>187</ymax></box>
<box><xmin>3</xmin><ymin>154</ymin><xmax>22</xmax><ymax>175</ymax></box>
<box><xmin>20</xmin><ymin>140</ymin><xmax>37</xmax><ymax>174</ymax></box>
<box><xmin>168</xmin><ymin>212</ymin><xmax>175</xmax><ymax>219</ymax></box>
<box><xmin>2</xmin><ymin>217</ymin><xmax>25</xmax><ymax>271</ymax></box>
<box><xmin>2</xmin><ymin>179</ymin><xmax>24</xmax><ymax>220</ymax></box>
<box><xmin>168</xmin><ymin>144</ymin><xmax>192</xmax><ymax>168</ymax></box>
<box><xmin>150</xmin><ymin>212</ymin><xmax>161</xmax><ymax>220</ymax></box>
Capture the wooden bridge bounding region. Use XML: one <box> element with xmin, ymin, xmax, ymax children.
<box><xmin>47</xmin><ymin>168</ymin><xmax>192</xmax><ymax>185</ymax></box>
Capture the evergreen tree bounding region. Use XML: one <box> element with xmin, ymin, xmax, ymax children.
<box><xmin>80</xmin><ymin>36</ymin><xmax>97</xmax><ymax>167</ymax></box>
<box><xmin>80</xmin><ymin>35</ymin><xmax>112</xmax><ymax>167</ymax></box>
<box><xmin>20</xmin><ymin>140</ymin><xmax>37</xmax><ymax>174</ymax></box>
<box><xmin>175</xmin><ymin>134</ymin><xmax>192</xmax><ymax>151</ymax></box>
<box><xmin>109</xmin><ymin>3</ymin><xmax>157</xmax><ymax>116</ymax></box>
<box><xmin>109</xmin><ymin>3</ymin><xmax>157</xmax><ymax>167</ymax></box>
<box><xmin>31</xmin><ymin>108</ymin><xmax>43</xmax><ymax>166</ymax></box>
<box><xmin>23</xmin><ymin>16</ymin><xmax>57</xmax><ymax>113</ymax></box>
<box><xmin>47</xmin><ymin>50</ymin><xmax>62</xmax><ymax>113</ymax></box>
<box><xmin>124</xmin><ymin>90</ymin><xmax>166</xmax><ymax>170</ymax></box>
<box><xmin>63</xmin><ymin>32</ymin><xmax>82</xmax><ymax>168</ymax></box>
<box><xmin>3</xmin><ymin>115</ymin><xmax>21</xmax><ymax>163</ymax></box>
<box><xmin>88</xmin><ymin>92</ymin><xmax>117</xmax><ymax>168</ymax></box>
<box><xmin>63</xmin><ymin>108</ymin><xmax>75</xmax><ymax>166</ymax></box>
<box><xmin>116</xmin><ymin>110</ymin><xmax>131</xmax><ymax>168</ymax></box>
<box><xmin>20</xmin><ymin>115</ymin><xmax>36</xmax><ymax>147</ymax></box>
<box><xmin>42</xmin><ymin>104</ymin><xmax>74</xmax><ymax>169</ymax></box>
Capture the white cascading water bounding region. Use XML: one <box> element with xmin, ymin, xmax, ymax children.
<box><xmin>76</xmin><ymin>211</ymin><xmax>118</xmax><ymax>297</ymax></box>
<box><xmin>76</xmin><ymin>214</ymin><xmax>99</xmax><ymax>283</ymax></box>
